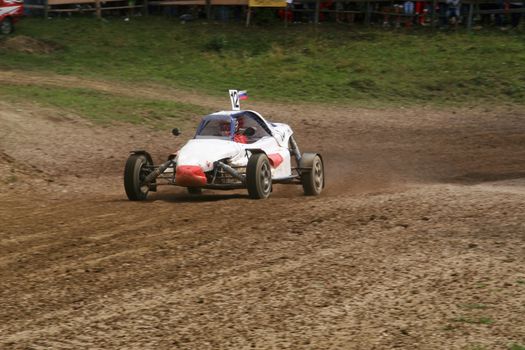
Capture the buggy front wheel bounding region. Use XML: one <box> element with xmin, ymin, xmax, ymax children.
<box><xmin>246</xmin><ymin>153</ymin><xmax>272</xmax><ymax>199</ymax></box>
<box><xmin>124</xmin><ymin>154</ymin><xmax>151</xmax><ymax>201</ymax></box>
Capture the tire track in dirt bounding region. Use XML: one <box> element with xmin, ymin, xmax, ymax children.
<box><xmin>2</xmin><ymin>185</ymin><xmax>525</xmax><ymax>349</ymax></box>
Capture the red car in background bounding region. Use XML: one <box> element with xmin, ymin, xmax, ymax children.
<box><xmin>0</xmin><ymin>0</ymin><xmax>23</xmax><ymax>35</ymax></box>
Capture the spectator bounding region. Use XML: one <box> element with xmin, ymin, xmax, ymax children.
<box><xmin>479</xmin><ymin>1</ymin><xmax>499</xmax><ymax>27</ymax></box>
<box><xmin>126</xmin><ymin>0</ymin><xmax>135</xmax><ymax>20</ymax></box>
<box><xmin>319</xmin><ymin>0</ymin><xmax>333</xmax><ymax>21</ymax></box>
<box><xmin>447</xmin><ymin>0</ymin><xmax>461</xmax><ymax>27</ymax></box>
<box><xmin>403</xmin><ymin>1</ymin><xmax>414</xmax><ymax>27</ymax></box>
<box><xmin>509</xmin><ymin>0</ymin><xmax>523</xmax><ymax>27</ymax></box>
<box><xmin>415</xmin><ymin>1</ymin><xmax>427</xmax><ymax>25</ymax></box>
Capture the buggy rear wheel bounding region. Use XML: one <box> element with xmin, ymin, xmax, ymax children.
<box><xmin>246</xmin><ymin>153</ymin><xmax>272</xmax><ymax>199</ymax></box>
<box><xmin>124</xmin><ymin>154</ymin><xmax>151</xmax><ymax>201</ymax></box>
<box><xmin>301</xmin><ymin>154</ymin><xmax>324</xmax><ymax>196</ymax></box>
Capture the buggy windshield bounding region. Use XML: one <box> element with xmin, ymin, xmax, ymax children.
<box><xmin>195</xmin><ymin>115</ymin><xmax>232</xmax><ymax>140</ymax></box>
<box><xmin>195</xmin><ymin>112</ymin><xmax>272</xmax><ymax>143</ymax></box>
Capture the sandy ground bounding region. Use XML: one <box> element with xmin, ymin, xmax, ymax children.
<box><xmin>1</xmin><ymin>72</ymin><xmax>525</xmax><ymax>350</ymax></box>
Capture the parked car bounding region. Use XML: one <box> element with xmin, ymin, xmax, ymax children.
<box><xmin>0</xmin><ymin>0</ymin><xmax>23</xmax><ymax>35</ymax></box>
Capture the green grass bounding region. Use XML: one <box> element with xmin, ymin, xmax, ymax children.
<box><xmin>465</xmin><ymin>345</ymin><xmax>488</xmax><ymax>350</ymax></box>
<box><xmin>452</xmin><ymin>316</ymin><xmax>494</xmax><ymax>325</ymax></box>
<box><xmin>443</xmin><ymin>324</ymin><xmax>457</xmax><ymax>331</ymax></box>
<box><xmin>0</xmin><ymin>84</ymin><xmax>206</xmax><ymax>126</ymax></box>
<box><xmin>461</xmin><ymin>303</ymin><xmax>488</xmax><ymax>310</ymax></box>
<box><xmin>4</xmin><ymin>174</ymin><xmax>18</xmax><ymax>184</ymax></box>
<box><xmin>462</xmin><ymin>343</ymin><xmax>525</xmax><ymax>350</ymax></box>
<box><xmin>1</xmin><ymin>18</ymin><xmax>525</xmax><ymax>106</ymax></box>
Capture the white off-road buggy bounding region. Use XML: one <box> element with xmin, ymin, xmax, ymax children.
<box><xmin>124</xmin><ymin>91</ymin><xmax>324</xmax><ymax>200</ymax></box>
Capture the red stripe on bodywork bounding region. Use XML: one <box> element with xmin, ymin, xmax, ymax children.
<box><xmin>175</xmin><ymin>166</ymin><xmax>207</xmax><ymax>187</ymax></box>
<box><xmin>267</xmin><ymin>153</ymin><xmax>284</xmax><ymax>168</ymax></box>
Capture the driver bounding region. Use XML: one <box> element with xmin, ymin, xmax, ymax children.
<box><xmin>219</xmin><ymin>119</ymin><xmax>247</xmax><ymax>143</ymax></box>
<box><xmin>233</xmin><ymin>118</ymin><xmax>247</xmax><ymax>144</ymax></box>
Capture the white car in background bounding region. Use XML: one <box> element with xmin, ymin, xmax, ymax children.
<box><xmin>124</xmin><ymin>91</ymin><xmax>324</xmax><ymax>200</ymax></box>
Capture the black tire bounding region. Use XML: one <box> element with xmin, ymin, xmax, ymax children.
<box><xmin>301</xmin><ymin>155</ymin><xmax>324</xmax><ymax>196</ymax></box>
<box><xmin>246</xmin><ymin>153</ymin><xmax>272</xmax><ymax>199</ymax></box>
<box><xmin>0</xmin><ymin>18</ymin><xmax>13</xmax><ymax>35</ymax></box>
<box><xmin>124</xmin><ymin>154</ymin><xmax>151</xmax><ymax>201</ymax></box>
<box><xmin>187</xmin><ymin>187</ymin><xmax>202</xmax><ymax>195</ymax></box>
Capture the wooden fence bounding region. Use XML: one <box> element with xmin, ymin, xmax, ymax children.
<box><xmin>25</xmin><ymin>0</ymin><xmax>144</xmax><ymax>17</ymax></box>
<box><xmin>29</xmin><ymin>0</ymin><xmax>524</xmax><ymax>30</ymax></box>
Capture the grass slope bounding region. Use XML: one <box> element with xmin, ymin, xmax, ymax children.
<box><xmin>1</xmin><ymin>17</ymin><xmax>525</xmax><ymax>106</ymax></box>
<box><xmin>0</xmin><ymin>84</ymin><xmax>206</xmax><ymax>126</ymax></box>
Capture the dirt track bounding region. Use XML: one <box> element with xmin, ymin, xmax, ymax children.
<box><xmin>1</xmin><ymin>75</ymin><xmax>525</xmax><ymax>349</ymax></box>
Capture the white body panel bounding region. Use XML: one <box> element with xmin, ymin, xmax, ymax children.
<box><xmin>177</xmin><ymin>139</ymin><xmax>243</xmax><ymax>172</ymax></box>
<box><xmin>174</xmin><ymin>111</ymin><xmax>295</xmax><ymax>180</ymax></box>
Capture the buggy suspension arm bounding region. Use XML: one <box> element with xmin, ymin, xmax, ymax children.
<box><xmin>143</xmin><ymin>159</ymin><xmax>174</xmax><ymax>185</ymax></box>
<box><xmin>214</xmin><ymin>161</ymin><xmax>246</xmax><ymax>184</ymax></box>
<box><xmin>289</xmin><ymin>135</ymin><xmax>302</xmax><ymax>162</ymax></box>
